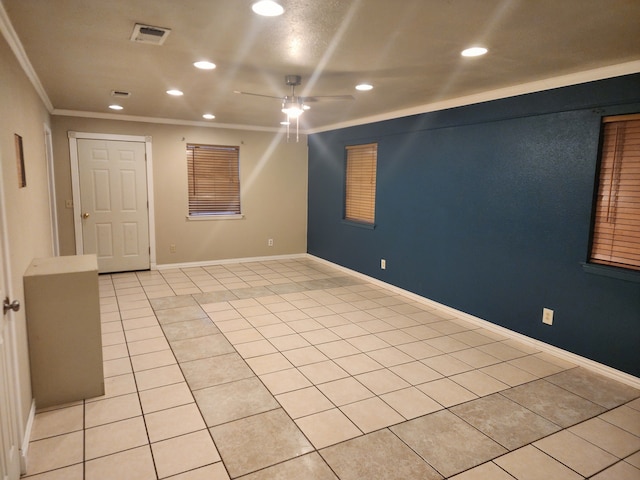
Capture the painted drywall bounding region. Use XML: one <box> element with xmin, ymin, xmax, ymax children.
<box><xmin>51</xmin><ymin>117</ymin><xmax>308</xmax><ymax>265</ymax></box>
<box><xmin>308</xmin><ymin>74</ymin><xmax>640</xmax><ymax>377</ymax></box>
<box><xmin>0</xmin><ymin>33</ymin><xmax>53</xmax><ymax>432</ymax></box>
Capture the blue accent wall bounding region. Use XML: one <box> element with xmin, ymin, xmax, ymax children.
<box><xmin>307</xmin><ymin>74</ymin><xmax>640</xmax><ymax>377</ymax></box>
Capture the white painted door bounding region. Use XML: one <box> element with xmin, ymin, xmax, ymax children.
<box><xmin>78</xmin><ymin>139</ymin><xmax>150</xmax><ymax>273</ymax></box>
<box><xmin>0</xmin><ymin>178</ymin><xmax>21</xmax><ymax>480</ymax></box>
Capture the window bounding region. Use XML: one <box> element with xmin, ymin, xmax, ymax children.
<box><xmin>345</xmin><ymin>143</ymin><xmax>378</xmax><ymax>224</ymax></box>
<box><xmin>187</xmin><ymin>143</ymin><xmax>240</xmax><ymax>216</ymax></box>
<box><xmin>589</xmin><ymin>114</ymin><xmax>640</xmax><ymax>271</ymax></box>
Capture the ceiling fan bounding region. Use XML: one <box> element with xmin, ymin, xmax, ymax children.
<box><xmin>234</xmin><ymin>75</ymin><xmax>354</xmax><ymax>141</ymax></box>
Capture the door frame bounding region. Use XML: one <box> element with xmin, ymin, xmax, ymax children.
<box><xmin>44</xmin><ymin>124</ymin><xmax>59</xmax><ymax>256</ymax></box>
<box><xmin>69</xmin><ymin>131</ymin><xmax>156</xmax><ymax>270</ymax></box>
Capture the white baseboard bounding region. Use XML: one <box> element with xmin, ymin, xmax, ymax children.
<box><xmin>155</xmin><ymin>253</ymin><xmax>307</xmax><ymax>271</ymax></box>
<box><xmin>308</xmin><ymin>254</ymin><xmax>640</xmax><ymax>389</ymax></box>
<box><xmin>20</xmin><ymin>399</ymin><xmax>36</xmax><ymax>474</ymax></box>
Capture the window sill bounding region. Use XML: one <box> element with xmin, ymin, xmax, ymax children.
<box><xmin>581</xmin><ymin>263</ymin><xmax>640</xmax><ymax>283</ymax></box>
<box><xmin>186</xmin><ymin>214</ymin><xmax>244</xmax><ymax>221</ymax></box>
<box><xmin>342</xmin><ymin>219</ymin><xmax>376</xmax><ymax>230</ymax></box>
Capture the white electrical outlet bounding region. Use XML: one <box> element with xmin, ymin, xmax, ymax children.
<box><xmin>169</xmin><ymin>244</ymin><xmax>176</xmax><ymax>253</ymax></box>
<box><xmin>268</xmin><ymin>238</ymin><xmax>274</xmax><ymax>247</ymax></box>
<box><xmin>381</xmin><ymin>259</ymin><xmax>386</xmax><ymax>269</ymax></box>
<box><xmin>542</xmin><ymin>308</ymin><xmax>554</xmax><ymax>325</ymax></box>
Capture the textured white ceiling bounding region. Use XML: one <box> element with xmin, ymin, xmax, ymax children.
<box><xmin>3</xmin><ymin>0</ymin><xmax>640</xmax><ymax>132</ymax></box>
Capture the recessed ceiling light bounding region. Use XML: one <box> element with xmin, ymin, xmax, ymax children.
<box><xmin>356</xmin><ymin>83</ymin><xmax>373</xmax><ymax>91</ymax></box>
<box><xmin>202</xmin><ymin>113</ymin><xmax>215</xmax><ymax>120</ymax></box>
<box><xmin>108</xmin><ymin>104</ymin><xmax>124</xmax><ymax>110</ymax></box>
<box><xmin>194</xmin><ymin>61</ymin><xmax>216</xmax><ymax>70</ymax></box>
<box><xmin>166</xmin><ymin>89</ymin><xmax>184</xmax><ymax>96</ymax></box>
<box><xmin>461</xmin><ymin>46</ymin><xmax>488</xmax><ymax>57</ymax></box>
<box><xmin>252</xmin><ymin>0</ymin><xmax>284</xmax><ymax>16</ymax></box>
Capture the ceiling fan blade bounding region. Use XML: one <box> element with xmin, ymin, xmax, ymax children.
<box><xmin>233</xmin><ymin>90</ymin><xmax>283</xmax><ymax>100</ymax></box>
<box><xmin>302</xmin><ymin>95</ymin><xmax>355</xmax><ymax>103</ymax></box>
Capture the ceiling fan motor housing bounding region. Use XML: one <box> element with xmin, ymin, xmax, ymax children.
<box><xmin>285</xmin><ymin>75</ymin><xmax>302</xmax><ymax>86</ymax></box>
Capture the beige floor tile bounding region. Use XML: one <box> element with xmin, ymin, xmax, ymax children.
<box><xmin>480</xmin><ymin>362</ymin><xmax>538</xmax><ymax>386</ymax></box>
<box><xmin>30</xmin><ymin>405</ymin><xmax>83</xmax><ymax>441</ymax></box>
<box><xmin>245</xmin><ymin>352</ymin><xmax>294</xmax><ymax>375</ymax></box>
<box><xmin>451</xmin><ymin>394</ymin><xmax>559</xmax><ymax>451</ymax></box>
<box><xmin>130</xmin><ymin>349</ymin><xmax>177</xmax><ymax>372</ymax></box>
<box><xmin>341</xmin><ymin>397</ymin><xmax>405</xmax><ymax>433</ymax></box>
<box><xmin>25</xmin><ymin>431</ymin><xmax>84</xmax><ymax>476</ymax></box>
<box><xmin>145</xmin><ymin>403</ymin><xmax>206</xmax><ymax>442</ymax></box>
<box><xmin>260</xmin><ymin>367</ymin><xmax>312</xmax><ymax>395</ymax></box>
<box><xmin>402</xmin><ymin>324</ymin><xmax>441</xmax><ymax>340</ymax></box>
<box><xmin>22</xmin><ymin>464</ymin><xmax>83</xmax><ymax>480</ymax></box>
<box><xmin>450</xmin><ymin>330</ymin><xmax>496</xmax><ymax>347</ymax></box>
<box><xmin>450</xmin><ymin>348</ymin><xmax>501</xmax><ymax>368</ymax></box>
<box><xmin>126</xmin><ymin>336</ymin><xmax>170</xmax><ymax>356</ymax></box>
<box><xmin>569</xmin><ymin>417</ymin><xmax>640</xmax><ymax>457</ymax></box>
<box><xmin>315</xmin><ymin>339</ymin><xmax>360</xmax><ymax>359</ymax></box>
<box><xmin>424</xmin><ymin>336</ymin><xmax>469</xmax><ymax>353</ymax></box>
<box><xmin>320</xmin><ymin>429</ymin><xmax>442</xmax><ymax>480</ymax></box>
<box><xmin>214</xmin><ymin>317</ymin><xmax>252</xmax><ymax>332</ymax></box>
<box><xmin>381</xmin><ymin>387</ymin><xmax>443</xmax><ymax>419</ymax></box>
<box><xmin>194</xmin><ymin>377</ymin><xmax>279</xmax><ymax>426</ymax></box>
<box><xmin>396</xmin><ymin>341</ymin><xmax>443</xmax><ymax>360</ymax></box>
<box><xmin>211</xmin><ymin>409</ymin><xmax>313</xmax><ymax>478</ymax></box>
<box><xmin>391</xmin><ymin>410</ymin><xmax>506</xmax><ymax>478</ymax></box>
<box><xmin>276</xmin><ymin>386</ymin><xmax>334</xmax><ymax>419</ymax></box>
<box><xmin>122</xmin><ymin>316</ymin><xmax>160</xmax><ymax>331</ymax></box>
<box><xmin>591</xmin><ymin>461</ymin><xmax>640</xmax><ymax>480</ymax></box>
<box><xmin>181</xmin><ymin>353</ymin><xmax>254</xmax><ymax>390</ymax></box>
<box><xmin>139</xmin><ymin>381</ymin><xmax>194</xmax><ymax>413</ymax></box>
<box><xmin>103</xmin><ymin>357</ymin><xmax>133</xmax><ymax>377</ymax></box>
<box><xmin>234</xmin><ymin>339</ymin><xmax>278</xmax><ymax>358</ymax></box>
<box><xmin>599</xmin><ymin>405</ymin><xmax>640</xmax><ymax>436</ymax></box>
<box><xmin>299</xmin><ymin>360</ymin><xmax>349</xmax><ymax>384</ymax></box>
<box><xmin>102</xmin><ymin>343</ymin><xmax>129</xmax><ymax>361</ymax></box>
<box><xmin>333</xmin><ymin>353</ymin><xmax>384</xmax><ymax>375</ymax></box>
<box><xmin>85</xmin><ymin>417</ymin><xmax>148</xmax><ymax>460</ymax></box>
<box><xmin>166</xmin><ymin>463</ymin><xmax>230</xmax><ymax>480</ymax></box>
<box><xmin>507</xmin><ymin>355</ymin><xmax>565</xmax><ymax>377</ymax></box>
<box><xmin>346</xmin><ymin>334</ymin><xmax>390</xmax><ymax>352</ymax></box>
<box><xmin>417</xmin><ymin>378</ymin><xmax>477</xmax><ymax>408</ymax></box>
<box><xmin>318</xmin><ymin>377</ymin><xmax>375</xmax><ymax>406</ymax></box>
<box><xmin>102</xmin><ymin>331</ymin><xmax>125</xmax><ymax>346</ymax></box>
<box><xmin>626</xmin><ymin>451</ymin><xmax>640</xmax><ymax>468</ymax></box>
<box><xmin>240</xmin><ymin>452</ymin><xmax>337</xmax><ymax>480</ymax></box>
<box><xmin>134</xmin><ymin>364</ymin><xmax>184</xmax><ymax>391</ymax></box>
<box><xmin>151</xmin><ymin>430</ymin><xmax>221</xmax><ymax>478</ymax></box>
<box><xmin>296</xmin><ymin>408</ymin><xmax>362</xmax><ymax>449</ymax></box>
<box><xmin>494</xmin><ymin>445</ymin><xmax>583</xmax><ymax>480</ymax></box>
<box><xmin>546</xmin><ymin>368</ymin><xmax>640</xmax><ymax>409</ymax></box>
<box><xmin>171</xmin><ymin>334</ymin><xmax>235</xmax><ymax>362</ymax></box>
<box><xmin>390</xmin><ymin>361</ymin><xmax>442</xmax><ymax>385</ymax></box>
<box><xmin>85</xmin><ymin>445</ymin><xmax>156</xmax><ymax>480</ymax></box>
<box><xmin>161</xmin><ymin>317</ymin><xmax>220</xmax><ymax>342</ymax></box>
<box><xmin>449</xmin><ymin>462</ymin><xmax>516</xmax><ymax>479</ymax></box>
<box><xmin>268</xmin><ymin>333</ymin><xmax>311</xmax><ymax>351</ymax></box>
<box><xmin>98</xmin><ymin>372</ymin><xmax>137</xmax><ymax>399</ymax></box>
<box><xmin>365</xmin><ymin>347</ymin><xmax>414</xmax><ymax>367</ymax></box>
<box><xmin>301</xmin><ymin>328</ymin><xmax>342</xmax><ymax>345</ymax></box>
<box><xmin>421</xmin><ymin>353</ymin><xmax>474</xmax><ymax>376</ymax></box>
<box><xmin>355</xmin><ymin>369</ymin><xmax>411</xmax><ymax>395</ymax></box>
<box><xmin>85</xmin><ymin>392</ymin><xmax>142</xmax><ymax>428</ymax></box>
<box><xmin>534</xmin><ymin>430</ymin><xmax>618</xmax><ymax>477</ymax></box>
<box><xmin>450</xmin><ymin>370</ymin><xmax>509</xmax><ymax>396</ymax></box>
<box><xmin>477</xmin><ymin>341</ymin><xmax>529</xmax><ymax>361</ymax></box>
<box><xmin>501</xmin><ymin>379</ymin><xmax>605</xmax><ymax>427</ymax></box>
<box><xmin>282</xmin><ymin>345</ymin><xmax>329</xmax><ymax>366</ymax></box>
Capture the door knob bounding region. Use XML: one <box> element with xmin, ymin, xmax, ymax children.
<box><xmin>82</xmin><ymin>212</ymin><xmax>90</xmax><ymax>219</ymax></box>
<box><xmin>3</xmin><ymin>297</ymin><xmax>20</xmax><ymax>314</ymax></box>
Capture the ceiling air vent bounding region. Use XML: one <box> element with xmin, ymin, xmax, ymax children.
<box><xmin>130</xmin><ymin>23</ymin><xmax>171</xmax><ymax>45</ymax></box>
<box><xmin>111</xmin><ymin>90</ymin><xmax>131</xmax><ymax>98</ymax></box>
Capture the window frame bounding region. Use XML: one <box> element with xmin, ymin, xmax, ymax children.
<box><xmin>343</xmin><ymin>142</ymin><xmax>378</xmax><ymax>226</ymax></box>
<box><xmin>186</xmin><ymin>143</ymin><xmax>242</xmax><ymax>219</ymax></box>
<box><xmin>587</xmin><ymin>113</ymin><xmax>640</xmax><ymax>273</ymax></box>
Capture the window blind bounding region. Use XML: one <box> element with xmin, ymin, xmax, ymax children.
<box><xmin>590</xmin><ymin>115</ymin><xmax>640</xmax><ymax>271</ymax></box>
<box><xmin>187</xmin><ymin>144</ymin><xmax>240</xmax><ymax>215</ymax></box>
<box><xmin>345</xmin><ymin>143</ymin><xmax>377</xmax><ymax>224</ymax></box>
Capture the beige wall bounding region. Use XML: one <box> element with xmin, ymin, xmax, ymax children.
<box><xmin>0</xmin><ymin>33</ymin><xmax>53</xmax><ymax>429</ymax></box>
<box><xmin>51</xmin><ymin>117</ymin><xmax>309</xmax><ymax>265</ymax></box>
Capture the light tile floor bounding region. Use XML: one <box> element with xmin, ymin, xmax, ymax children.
<box><xmin>23</xmin><ymin>258</ymin><xmax>640</xmax><ymax>479</ymax></box>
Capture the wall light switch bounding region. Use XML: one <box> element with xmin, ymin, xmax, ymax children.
<box><xmin>381</xmin><ymin>259</ymin><xmax>386</xmax><ymax>270</ymax></box>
